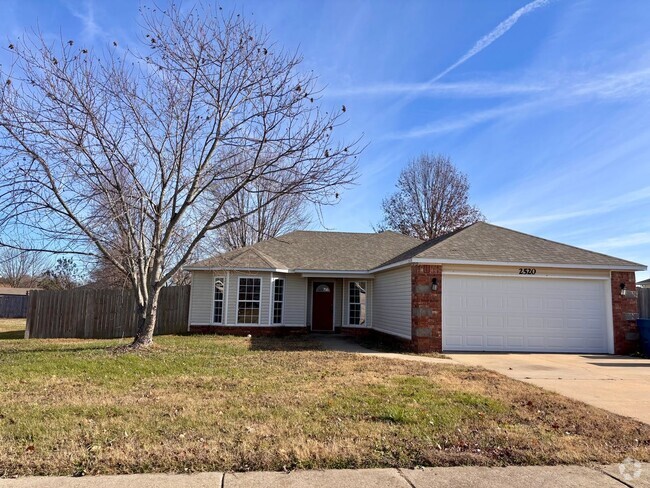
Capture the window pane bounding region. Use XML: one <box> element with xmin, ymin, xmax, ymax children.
<box><xmin>237</xmin><ymin>278</ymin><xmax>261</xmax><ymax>324</ymax></box>
<box><xmin>237</xmin><ymin>301</ymin><xmax>260</xmax><ymax>324</ymax></box>
<box><xmin>214</xmin><ymin>278</ymin><xmax>225</xmax><ymax>323</ymax></box>
<box><xmin>349</xmin><ymin>281</ymin><xmax>367</xmax><ymax>325</ymax></box>
<box><xmin>213</xmin><ymin>302</ymin><xmax>223</xmax><ymax>323</ymax></box>
<box><xmin>273</xmin><ymin>279</ymin><xmax>284</xmax><ymax>324</ymax></box>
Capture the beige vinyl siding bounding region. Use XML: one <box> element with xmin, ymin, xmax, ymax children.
<box><xmin>373</xmin><ymin>265</ymin><xmax>412</xmax><ymax>339</ymax></box>
<box><xmin>280</xmin><ymin>273</ymin><xmax>307</xmax><ymax>326</ymax></box>
<box><xmin>189</xmin><ymin>271</ymin><xmax>218</xmax><ymax>325</ymax></box>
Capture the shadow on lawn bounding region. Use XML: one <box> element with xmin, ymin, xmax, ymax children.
<box><xmin>0</xmin><ymin>330</ymin><xmax>25</xmax><ymax>340</ymax></box>
<box><xmin>248</xmin><ymin>334</ymin><xmax>323</xmax><ymax>352</ymax></box>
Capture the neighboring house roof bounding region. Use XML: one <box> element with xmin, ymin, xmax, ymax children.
<box><xmin>382</xmin><ymin>222</ymin><xmax>644</xmax><ymax>270</ymax></box>
<box><xmin>0</xmin><ymin>287</ymin><xmax>40</xmax><ymax>296</ymax></box>
<box><xmin>187</xmin><ymin>222</ymin><xmax>646</xmax><ymax>273</ymax></box>
<box><xmin>638</xmin><ymin>278</ymin><xmax>650</xmax><ymax>285</ymax></box>
<box><xmin>188</xmin><ymin>230</ymin><xmax>423</xmax><ymax>271</ymax></box>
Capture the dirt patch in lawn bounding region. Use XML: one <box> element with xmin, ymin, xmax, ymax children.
<box><xmin>0</xmin><ymin>329</ymin><xmax>648</xmax><ymax>476</ymax></box>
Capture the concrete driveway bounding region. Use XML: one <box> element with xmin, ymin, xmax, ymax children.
<box><xmin>448</xmin><ymin>353</ymin><xmax>650</xmax><ymax>424</ymax></box>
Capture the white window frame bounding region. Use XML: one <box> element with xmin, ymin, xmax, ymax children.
<box><xmin>271</xmin><ymin>277</ymin><xmax>285</xmax><ymax>325</ymax></box>
<box><xmin>212</xmin><ymin>276</ymin><xmax>226</xmax><ymax>325</ymax></box>
<box><xmin>236</xmin><ymin>276</ymin><xmax>262</xmax><ymax>325</ymax></box>
<box><xmin>348</xmin><ymin>280</ymin><xmax>367</xmax><ymax>326</ymax></box>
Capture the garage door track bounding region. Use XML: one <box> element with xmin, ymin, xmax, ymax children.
<box><xmin>449</xmin><ymin>353</ymin><xmax>650</xmax><ymax>424</ymax></box>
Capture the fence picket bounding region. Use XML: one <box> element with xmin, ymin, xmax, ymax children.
<box><xmin>25</xmin><ymin>286</ymin><xmax>190</xmax><ymax>339</ymax></box>
<box><xmin>639</xmin><ymin>288</ymin><xmax>650</xmax><ymax>319</ymax></box>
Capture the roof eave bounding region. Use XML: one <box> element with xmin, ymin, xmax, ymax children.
<box><xmin>411</xmin><ymin>257</ymin><xmax>647</xmax><ymax>271</ymax></box>
<box><xmin>183</xmin><ymin>266</ymin><xmax>290</xmax><ymax>273</ymax></box>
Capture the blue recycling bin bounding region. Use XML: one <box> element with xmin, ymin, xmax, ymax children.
<box><xmin>638</xmin><ymin>319</ymin><xmax>650</xmax><ymax>357</ymax></box>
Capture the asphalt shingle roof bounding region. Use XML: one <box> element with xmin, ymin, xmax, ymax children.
<box><xmin>390</xmin><ymin>222</ymin><xmax>644</xmax><ymax>269</ymax></box>
<box><xmin>188</xmin><ymin>222</ymin><xmax>645</xmax><ymax>272</ymax></box>
<box><xmin>190</xmin><ymin>230</ymin><xmax>423</xmax><ymax>271</ymax></box>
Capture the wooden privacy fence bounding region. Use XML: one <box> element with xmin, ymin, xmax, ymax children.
<box><xmin>25</xmin><ymin>286</ymin><xmax>190</xmax><ymax>339</ymax></box>
<box><xmin>0</xmin><ymin>295</ymin><xmax>28</xmax><ymax>318</ymax></box>
<box><xmin>639</xmin><ymin>288</ymin><xmax>650</xmax><ymax>319</ymax></box>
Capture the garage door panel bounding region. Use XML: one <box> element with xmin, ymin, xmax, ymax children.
<box><xmin>443</xmin><ymin>275</ymin><xmax>609</xmax><ymax>353</ymax></box>
<box><xmin>507</xmin><ymin>316</ymin><xmax>525</xmax><ymax>328</ymax></box>
<box><xmin>506</xmin><ymin>336</ymin><xmax>524</xmax><ymax>347</ymax></box>
<box><xmin>465</xmin><ymin>335</ymin><xmax>484</xmax><ymax>347</ymax></box>
<box><xmin>486</xmin><ymin>336</ymin><xmax>504</xmax><ymax>347</ymax></box>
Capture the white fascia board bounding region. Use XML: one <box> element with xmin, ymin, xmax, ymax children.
<box><xmin>369</xmin><ymin>259</ymin><xmax>413</xmax><ymax>274</ymax></box>
<box><xmin>184</xmin><ymin>266</ymin><xmax>290</xmax><ymax>273</ymax></box>
<box><xmin>296</xmin><ymin>270</ymin><xmax>375</xmax><ymax>278</ymax></box>
<box><xmin>412</xmin><ymin>257</ymin><xmax>647</xmax><ymax>271</ymax></box>
<box><xmin>442</xmin><ymin>270</ymin><xmax>609</xmax><ymax>280</ymax></box>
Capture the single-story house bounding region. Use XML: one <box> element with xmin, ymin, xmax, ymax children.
<box><xmin>185</xmin><ymin>222</ymin><xmax>646</xmax><ymax>354</ymax></box>
<box><xmin>0</xmin><ymin>287</ymin><xmax>40</xmax><ymax>297</ymax></box>
<box><xmin>637</xmin><ymin>278</ymin><xmax>650</xmax><ymax>289</ymax></box>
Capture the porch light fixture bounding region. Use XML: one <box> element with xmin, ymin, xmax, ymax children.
<box><xmin>431</xmin><ymin>278</ymin><xmax>438</xmax><ymax>291</ymax></box>
<box><xmin>620</xmin><ymin>283</ymin><xmax>626</xmax><ymax>296</ymax></box>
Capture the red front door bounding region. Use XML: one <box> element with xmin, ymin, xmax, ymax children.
<box><xmin>312</xmin><ymin>282</ymin><xmax>334</xmax><ymax>331</ymax></box>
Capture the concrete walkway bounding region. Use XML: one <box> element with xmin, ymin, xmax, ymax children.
<box><xmin>1</xmin><ymin>464</ymin><xmax>648</xmax><ymax>487</ymax></box>
<box><xmin>312</xmin><ymin>334</ymin><xmax>452</xmax><ymax>364</ymax></box>
<box><xmin>449</xmin><ymin>353</ymin><xmax>650</xmax><ymax>424</ymax></box>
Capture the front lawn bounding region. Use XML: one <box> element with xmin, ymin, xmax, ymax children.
<box><xmin>0</xmin><ymin>320</ymin><xmax>649</xmax><ymax>477</ymax></box>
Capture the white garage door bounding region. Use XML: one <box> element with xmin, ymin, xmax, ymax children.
<box><xmin>442</xmin><ymin>274</ymin><xmax>610</xmax><ymax>353</ymax></box>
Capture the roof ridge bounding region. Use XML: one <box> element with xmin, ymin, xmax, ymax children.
<box><xmin>476</xmin><ymin>222</ymin><xmax>643</xmax><ymax>267</ymax></box>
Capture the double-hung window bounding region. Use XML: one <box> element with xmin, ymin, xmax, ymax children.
<box><xmin>348</xmin><ymin>281</ymin><xmax>367</xmax><ymax>325</ymax></box>
<box><xmin>237</xmin><ymin>277</ymin><xmax>261</xmax><ymax>324</ymax></box>
<box><xmin>272</xmin><ymin>278</ymin><xmax>284</xmax><ymax>324</ymax></box>
<box><xmin>213</xmin><ymin>277</ymin><xmax>225</xmax><ymax>324</ymax></box>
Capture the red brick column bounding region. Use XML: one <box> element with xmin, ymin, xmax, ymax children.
<box><xmin>410</xmin><ymin>264</ymin><xmax>442</xmax><ymax>353</ymax></box>
<box><xmin>611</xmin><ymin>271</ymin><xmax>639</xmax><ymax>355</ymax></box>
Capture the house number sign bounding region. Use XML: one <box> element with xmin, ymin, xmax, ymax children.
<box><xmin>518</xmin><ymin>268</ymin><xmax>537</xmax><ymax>275</ymax></box>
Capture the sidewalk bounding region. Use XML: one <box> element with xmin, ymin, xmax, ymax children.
<box><xmin>1</xmin><ymin>464</ymin><xmax>648</xmax><ymax>488</ymax></box>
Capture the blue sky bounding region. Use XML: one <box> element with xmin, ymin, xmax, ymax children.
<box><xmin>2</xmin><ymin>0</ymin><xmax>649</xmax><ymax>280</ymax></box>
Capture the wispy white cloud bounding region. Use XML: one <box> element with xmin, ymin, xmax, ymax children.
<box><xmin>581</xmin><ymin>232</ymin><xmax>650</xmax><ymax>251</ymax></box>
<box><xmin>430</xmin><ymin>0</ymin><xmax>554</xmax><ymax>83</ymax></box>
<box><xmin>326</xmin><ymin>80</ymin><xmax>548</xmax><ymax>98</ymax></box>
<box><xmin>66</xmin><ymin>1</ymin><xmax>100</xmax><ymax>43</ymax></box>
<box><xmin>390</xmin><ymin>68</ymin><xmax>650</xmax><ymax>138</ymax></box>
<box><xmin>495</xmin><ymin>185</ymin><xmax>650</xmax><ymax>227</ymax></box>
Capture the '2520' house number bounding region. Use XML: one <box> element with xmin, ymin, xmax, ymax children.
<box><xmin>518</xmin><ymin>268</ymin><xmax>537</xmax><ymax>275</ymax></box>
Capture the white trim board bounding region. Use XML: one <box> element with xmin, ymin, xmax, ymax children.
<box><xmin>442</xmin><ymin>271</ymin><xmax>609</xmax><ymax>281</ymax></box>
<box><xmin>371</xmin><ymin>258</ymin><xmax>645</xmax><ymax>274</ymax></box>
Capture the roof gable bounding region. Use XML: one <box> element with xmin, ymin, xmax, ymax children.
<box><xmin>404</xmin><ymin>222</ymin><xmax>644</xmax><ymax>270</ymax></box>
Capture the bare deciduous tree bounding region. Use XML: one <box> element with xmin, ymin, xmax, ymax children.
<box><xmin>378</xmin><ymin>154</ymin><xmax>483</xmax><ymax>240</ymax></box>
<box><xmin>0</xmin><ymin>247</ymin><xmax>44</xmax><ymax>287</ymax></box>
<box><xmin>215</xmin><ymin>178</ymin><xmax>312</xmax><ymax>251</ymax></box>
<box><xmin>0</xmin><ymin>4</ymin><xmax>358</xmax><ymax>348</ymax></box>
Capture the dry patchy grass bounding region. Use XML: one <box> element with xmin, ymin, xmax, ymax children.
<box><xmin>0</xmin><ymin>318</ymin><xmax>25</xmax><ymax>340</ymax></box>
<box><xmin>0</xmin><ymin>322</ymin><xmax>648</xmax><ymax>477</ymax></box>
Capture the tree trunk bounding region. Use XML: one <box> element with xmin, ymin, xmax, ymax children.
<box><xmin>131</xmin><ymin>287</ymin><xmax>161</xmax><ymax>348</ymax></box>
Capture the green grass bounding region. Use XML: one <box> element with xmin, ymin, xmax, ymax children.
<box><xmin>1</xmin><ymin>319</ymin><xmax>649</xmax><ymax>477</ymax></box>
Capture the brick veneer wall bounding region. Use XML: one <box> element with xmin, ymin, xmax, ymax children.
<box><xmin>410</xmin><ymin>264</ymin><xmax>443</xmax><ymax>353</ymax></box>
<box><xmin>611</xmin><ymin>271</ymin><xmax>639</xmax><ymax>355</ymax></box>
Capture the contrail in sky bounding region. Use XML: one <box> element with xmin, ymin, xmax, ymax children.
<box><xmin>431</xmin><ymin>0</ymin><xmax>554</xmax><ymax>83</ymax></box>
